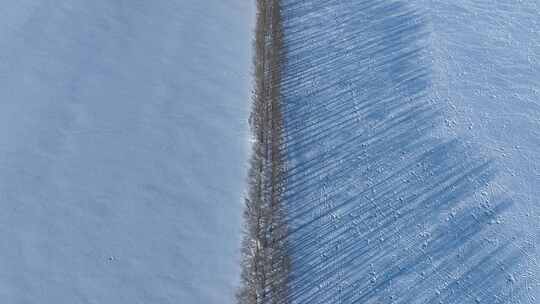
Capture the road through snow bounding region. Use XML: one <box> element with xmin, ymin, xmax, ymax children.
<box><xmin>281</xmin><ymin>0</ymin><xmax>538</xmax><ymax>303</ymax></box>
<box><xmin>0</xmin><ymin>1</ymin><xmax>253</xmax><ymax>303</ymax></box>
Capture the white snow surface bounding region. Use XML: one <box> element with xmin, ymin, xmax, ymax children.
<box><xmin>281</xmin><ymin>0</ymin><xmax>539</xmax><ymax>303</ymax></box>
<box><xmin>420</xmin><ymin>1</ymin><xmax>540</xmax><ymax>300</ymax></box>
<box><xmin>0</xmin><ymin>1</ymin><xmax>253</xmax><ymax>303</ymax></box>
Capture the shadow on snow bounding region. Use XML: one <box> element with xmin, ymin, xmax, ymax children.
<box><xmin>280</xmin><ymin>0</ymin><xmax>527</xmax><ymax>303</ymax></box>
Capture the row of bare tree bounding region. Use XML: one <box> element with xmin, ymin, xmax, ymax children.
<box><xmin>237</xmin><ymin>1</ymin><xmax>289</xmax><ymax>304</ymax></box>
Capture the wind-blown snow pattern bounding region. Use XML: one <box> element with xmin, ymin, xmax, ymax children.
<box><xmin>281</xmin><ymin>0</ymin><xmax>538</xmax><ymax>303</ymax></box>
<box><xmin>0</xmin><ymin>1</ymin><xmax>253</xmax><ymax>303</ymax></box>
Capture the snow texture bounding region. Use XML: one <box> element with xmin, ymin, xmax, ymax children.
<box><xmin>281</xmin><ymin>0</ymin><xmax>538</xmax><ymax>303</ymax></box>
<box><xmin>0</xmin><ymin>1</ymin><xmax>253</xmax><ymax>303</ymax></box>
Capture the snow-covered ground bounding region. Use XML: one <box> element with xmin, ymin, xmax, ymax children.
<box><xmin>0</xmin><ymin>1</ymin><xmax>253</xmax><ymax>303</ymax></box>
<box><xmin>418</xmin><ymin>1</ymin><xmax>540</xmax><ymax>301</ymax></box>
<box><xmin>281</xmin><ymin>0</ymin><xmax>538</xmax><ymax>303</ymax></box>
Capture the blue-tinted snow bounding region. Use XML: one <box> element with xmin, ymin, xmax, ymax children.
<box><xmin>281</xmin><ymin>0</ymin><xmax>538</xmax><ymax>303</ymax></box>
<box><xmin>0</xmin><ymin>1</ymin><xmax>253</xmax><ymax>303</ymax></box>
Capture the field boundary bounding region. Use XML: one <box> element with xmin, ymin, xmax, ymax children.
<box><xmin>237</xmin><ymin>0</ymin><xmax>289</xmax><ymax>304</ymax></box>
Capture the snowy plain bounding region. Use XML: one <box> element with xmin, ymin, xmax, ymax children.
<box><xmin>0</xmin><ymin>1</ymin><xmax>253</xmax><ymax>303</ymax></box>
<box><xmin>281</xmin><ymin>0</ymin><xmax>539</xmax><ymax>303</ymax></box>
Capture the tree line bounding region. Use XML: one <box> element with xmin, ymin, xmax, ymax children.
<box><xmin>237</xmin><ymin>1</ymin><xmax>290</xmax><ymax>304</ymax></box>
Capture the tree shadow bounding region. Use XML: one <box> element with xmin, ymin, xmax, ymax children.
<box><xmin>280</xmin><ymin>0</ymin><xmax>528</xmax><ymax>303</ymax></box>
